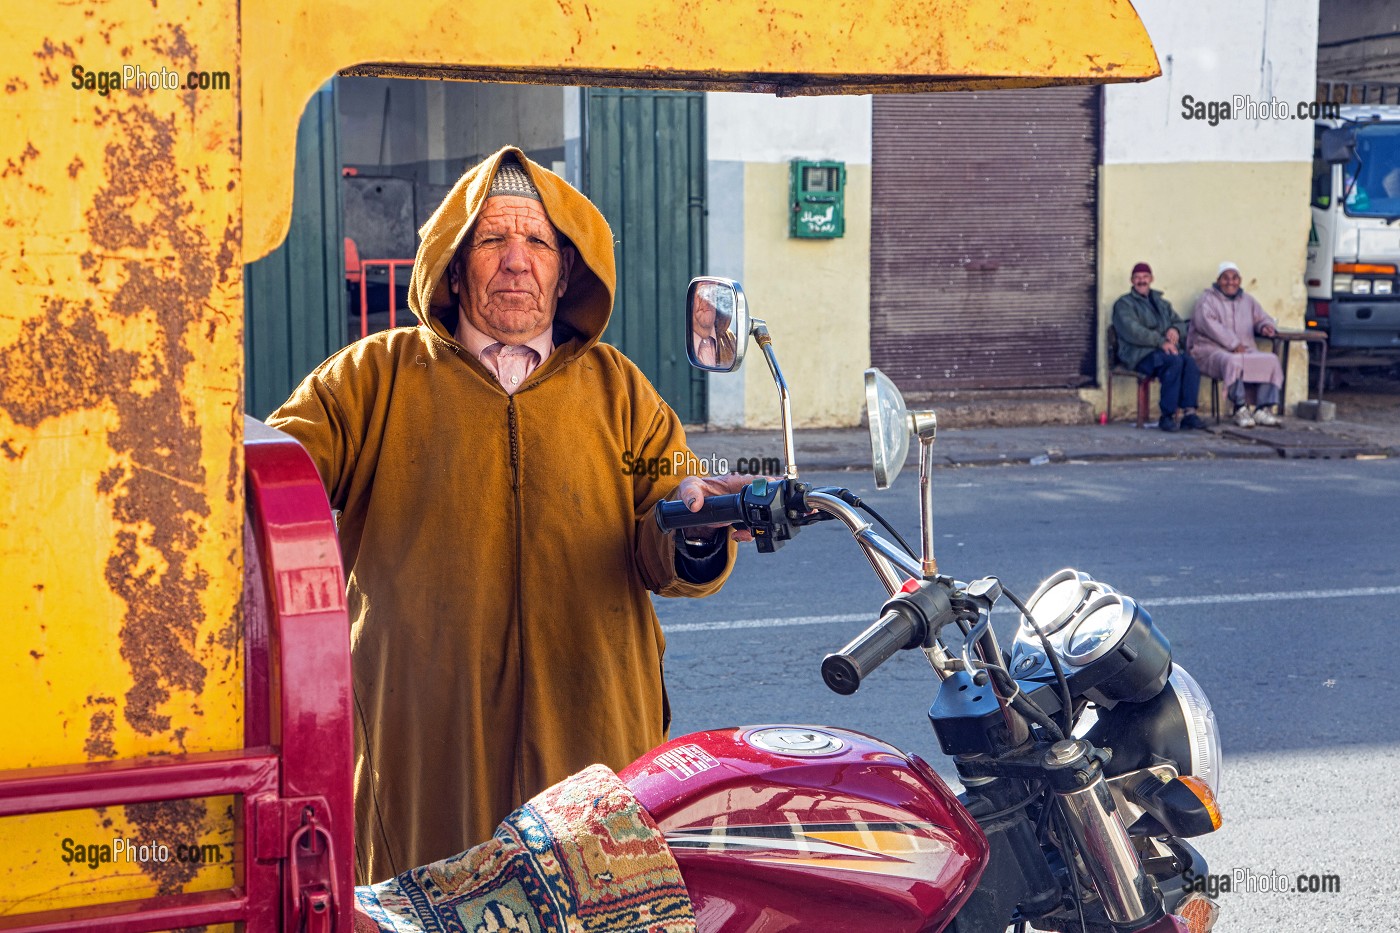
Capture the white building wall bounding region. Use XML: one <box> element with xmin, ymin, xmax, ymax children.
<box><xmin>1104</xmin><ymin>0</ymin><xmax>1317</xmax><ymax>165</ymax></box>
<box><xmin>704</xmin><ymin>93</ymin><xmax>873</xmax><ymax>429</ymax></box>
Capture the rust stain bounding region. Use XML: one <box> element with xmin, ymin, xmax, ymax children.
<box><xmin>123</xmin><ymin>798</ymin><xmax>207</xmax><ymax>894</ymax></box>
<box><xmin>0</xmin><ymin>300</ymin><xmax>138</xmax><ymax>424</ymax></box>
<box><xmin>1</xmin><ymin>142</ymin><xmax>41</xmax><ymax>179</ymax></box>
<box><xmin>83</xmin><ymin>709</ymin><xmax>117</xmax><ymax>758</ymax></box>
<box><xmin>0</xmin><ymin>439</ymin><xmax>23</xmax><ymax>459</ymax></box>
<box><xmin>67</xmin><ymin>156</ymin><xmax>84</xmax><ymax>178</ymax></box>
<box><xmin>32</xmin><ymin>39</ymin><xmax>76</xmax><ymax>61</ymax></box>
<box><xmin>83</xmin><ymin>695</ymin><xmax>118</xmax><ymax>759</ymax></box>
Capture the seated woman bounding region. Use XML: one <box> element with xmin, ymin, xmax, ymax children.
<box><xmin>1188</xmin><ymin>261</ymin><xmax>1282</xmax><ymax>428</ymax></box>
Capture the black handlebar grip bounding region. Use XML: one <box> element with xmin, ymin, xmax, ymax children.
<box><xmin>822</xmin><ymin>608</ymin><xmax>918</xmax><ymax>696</ymax></box>
<box><xmin>656</xmin><ymin>493</ymin><xmax>746</xmax><ymax>532</ymax></box>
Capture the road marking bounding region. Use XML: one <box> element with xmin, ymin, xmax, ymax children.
<box><xmin>663</xmin><ymin>585</ymin><xmax>1400</xmax><ymax>633</ymax></box>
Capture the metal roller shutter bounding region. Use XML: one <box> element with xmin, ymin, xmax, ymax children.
<box><xmin>871</xmin><ymin>88</ymin><xmax>1100</xmax><ymax>390</ymax></box>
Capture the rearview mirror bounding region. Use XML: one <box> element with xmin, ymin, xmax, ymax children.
<box><xmin>865</xmin><ymin>368</ymin><xmax>911</xmax><ymax>489</ymax></box>
<box><xmin>1320</xmin><ymin>125</ymin><xmax>1357</xmax><ymax>165</ymax></box>
<box><xmin>686</xmin><ymin>277</ymin><xmax>749</xmax><ymax>372</ymax></box>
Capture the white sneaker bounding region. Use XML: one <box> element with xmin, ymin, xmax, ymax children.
<box><xmin>1232</xmin><ymin>406</ymin><xmax>1256</xmax><ymax>428</ymax></box>
<box><xmin>1253</xmin><ymin>406</ymin><xmax>1281</xmax><ymax>427</ymax></box>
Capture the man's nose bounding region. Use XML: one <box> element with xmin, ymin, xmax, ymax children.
<box><xmin>500</xmin><ymin>238</ymin><xmax>531</xmax><ymax>272</ymax></box>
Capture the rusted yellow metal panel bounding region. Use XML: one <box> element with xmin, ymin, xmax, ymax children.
<box><xmin>0</xmin><ymin>798</ymin><xmax>237</xmax><ymax>913</ymax></box>
<box><xmin>240</xmin><ymin>0</ymin><xmax>1159</xmax><ymax>260</ymax></box>
<box><xmin>0</xmin><ymin>0</ymin><xmax>244</xmax><ymax>909</ymax></box>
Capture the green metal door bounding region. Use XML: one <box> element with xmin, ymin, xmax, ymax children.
<box><xmin>584</xmin><ymin>89</ymin><xmax>707</xmax><ymax>423</ymax></box>
<box><xmin>244</xmin><ymin>82</ymin><xmax>345</xmax><ymax>418</ymax></box>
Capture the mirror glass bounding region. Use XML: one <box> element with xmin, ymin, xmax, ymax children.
<box><xmin>1320</xmin><ymin>126</ymin><xmax>1356</xmax><ymax>165</ymax></box>
<box><xmin>687</xmin><ymin>277</ymin><xmax>748</xmax><ymax>372</ymax></box>
<box><xmin>864</xmin><ymin>368</ymin><xmax>910</xmax><ymax>489</ymax></box>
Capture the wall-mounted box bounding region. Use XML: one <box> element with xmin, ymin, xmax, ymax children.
<box><xmin>789</xmin><ymin>160</ymin><xmax>845</xmax><ymax>238</ymax></box>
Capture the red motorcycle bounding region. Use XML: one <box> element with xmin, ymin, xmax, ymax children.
<box><xmin>629</xmin><ymin>278</ymin><xmax>1225</xmax><ymax>933</ymax></box>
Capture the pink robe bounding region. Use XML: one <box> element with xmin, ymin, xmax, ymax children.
<box><xmin>1187</xmin><ymin>287</ymin><xmax>1282</xmax><ymax>387</ymax></box>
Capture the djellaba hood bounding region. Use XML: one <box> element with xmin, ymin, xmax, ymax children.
<box><xmin>408</xmin><ymin>146</ymin><xmax>617</xmax><ymax>360</ymax></box>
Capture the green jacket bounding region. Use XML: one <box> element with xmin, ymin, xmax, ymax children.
<box><xmin>1112</xmin><ymin>289</ymin><xmax>1187</xmax><ymax>369</ymax></box>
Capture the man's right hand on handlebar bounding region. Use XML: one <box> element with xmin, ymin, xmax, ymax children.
<box><xmin>675</xmin><ymin>473</ymin><xmax>768</xmax><ymax>543</ymax></box>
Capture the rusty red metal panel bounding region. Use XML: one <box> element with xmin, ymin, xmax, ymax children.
<box><xmin>871</xmin><ymin>88</ymin><xmax>1101</xmax><ymax>391</ymax></box>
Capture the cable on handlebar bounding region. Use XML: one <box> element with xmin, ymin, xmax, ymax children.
<box><xmin>1000</xmin><ymin>583</ymin><xmax>1075</xmax><ymax>737</ymax></box>
<box><xmin>810</xmin><ymin>487</ymin><xmax>917</xmax><ymax>558</ymax></box>
<box><xmin>987</xmin><ymin>666</ymin><xmax>1064</xmax><ymax>742</ymax></box>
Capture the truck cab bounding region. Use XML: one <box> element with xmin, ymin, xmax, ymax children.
<box><xmin>1306</xmin><ymin>105</ymin><xmax>1400</xmax><ymax>363</ymax></box>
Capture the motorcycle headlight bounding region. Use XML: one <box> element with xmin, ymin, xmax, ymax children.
<box><xmin>1167</xmin><ymin>665</ymin><xmax>1223</xmax><ymax>797</ymax></box>
<box><xmin>1084</xmin><ymin>663</ymin><xmax>1224</xmax><ymax>797</ymax></box>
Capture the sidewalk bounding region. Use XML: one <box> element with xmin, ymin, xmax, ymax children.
<box><xmin>685</xmin><ymin>414</ymin><xmax>1400</xmax><ymax>473</ymax></box>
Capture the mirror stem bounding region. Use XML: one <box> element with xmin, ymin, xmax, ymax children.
<box><xmin>753</xmin><ymin>321</ymin><xmax>798</xmax><ymax>479</ymax></box>
<box><xmin>912</xmin><ymin>411</ymin><xmax>938</xmax><ymax>576</ymax></box>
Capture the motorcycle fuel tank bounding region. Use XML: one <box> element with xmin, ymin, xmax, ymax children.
<box><xmin>622</xmin><ymin>726</ymin><xmax>988</xmax><ymax>933</ymax></box>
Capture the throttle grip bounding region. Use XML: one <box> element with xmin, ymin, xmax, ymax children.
<box><xmin>822</xmin><ymin>608</ymin><xmax>920</xmax><ymax>695</ymax></box>
<box><xmin>656</xmin><ymin>494</ymin><xmax>746</xmax><ymax>532</ymax></box>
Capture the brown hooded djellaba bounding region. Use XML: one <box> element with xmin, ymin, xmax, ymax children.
<box><xmin>268</xmin><ymin>148</ymin><xmax>736</xmax><ymax>883</ymax></box>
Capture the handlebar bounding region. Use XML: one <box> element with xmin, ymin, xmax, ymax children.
<box><xmin>822</xmin><ymin>581</ymin><xmax>955</xmax><ymax>695</ymax></box>
<box><xmin>656</xmin><ymin>495</ymin><xmax>746</xmax><ymax>531</ymax></box>
<box><xmin>822</xmin><ymin>607</ymin><xmax>924</xmax><ymax>695</ymax></box>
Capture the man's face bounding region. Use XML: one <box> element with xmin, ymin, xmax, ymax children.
<box><xmin>1131</xmin><ymin>271</ymin><xmax>1153</xmax><ymax>295</ymax></box>
<box><xmin>694</xmin><ymin>295</ymin><xmax>716</xmax><ymax>331</ymax></box>
<box><xmin>450</xmin><ymin>196</ymin><xmax>575</xmax><ymax>344</ymax></box>
<box><xmin>1217</xmin><ymin>269</ymin><xmax>1241</xmax><ymax>297</ymax></box>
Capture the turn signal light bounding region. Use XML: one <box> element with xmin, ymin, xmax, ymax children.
<box><xmin>1334</xmin><ymin>262</ymin><xmax>1398</xmax><ymax>275</ymax></box>
<box><xmin>1177</xmin><ymin>775</ymin><xmax>1223</xmax><ymax>831</ymax></box>
<box><xmin>1172</xmin><ymin>893</ymin><xmax>1221</xmax><ymax>933</ymax></box>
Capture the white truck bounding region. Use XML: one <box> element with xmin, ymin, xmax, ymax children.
<box><xmin>1307</xmin><ymin>104</ymin><xmax>1400</xmax><ymax>367</ymax></box>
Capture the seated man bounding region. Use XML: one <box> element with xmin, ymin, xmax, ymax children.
<box><xmin>1187</xmin><ymin>261</ymin><xmax>1282</xmax><ymax>428</ymax></box>
<box><xmin>1111</xmin><ymin>262</ymin><xmax>1207</xmax><ymax>431</ymax></box>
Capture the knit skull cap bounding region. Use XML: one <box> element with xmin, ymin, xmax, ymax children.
<box><xmin>1217</xmin><ymin>260</ymin><xmax>1240</xmax><ymax>277</ymax></box>
<box><xmin>1131</xmin><ymin>262</ymin><xmax>1152</xmax><ymax>276</ymax></box>
<box><xmin>488</xmin><ymin>157</ymin><xmax>542</xmax><ymax>202</ymax></box>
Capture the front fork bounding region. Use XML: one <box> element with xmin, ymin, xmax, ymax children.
<box><xmin>1044</xmin><ymin>739</ymin><xmax>1167</xmax><ymax>931</ymax></box>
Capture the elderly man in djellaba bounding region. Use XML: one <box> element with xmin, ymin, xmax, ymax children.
<box><xmin>269</xmin><ymin>148</ymin><xmax>749</xmax><ymax>883</ymax></box>
<box><xmin>1187</xmin><ymin>261</ymin><xmax>1283</xmax><ymax>428</ymax></box>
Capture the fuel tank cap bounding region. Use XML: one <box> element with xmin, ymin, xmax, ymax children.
<box><xmin>745</xmin><ymin>727</ymin><xmax>846</xmax><ymax>757</ymax></box>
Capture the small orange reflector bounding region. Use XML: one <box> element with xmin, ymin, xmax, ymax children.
<box><xmin>1306</xmin><ymin>320</ymin><xmax>1318</xmax><ymax>327</ymax></box>
<box><xmin>1173</xmin><ymin>892</ymin><xmax>1221</xmax><ymax>933</ymax></box>
<box><xmin>1177</xmin><ymin>776</ymin><xmax>1222</xmax><ymax>831</ymax></box>
<box><xmin>1334</xmin><ymin>262</ymin><xmax>1398</xmax><ymax>275</ymax></box>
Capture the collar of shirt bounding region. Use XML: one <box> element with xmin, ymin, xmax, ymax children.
<box><xmin>456</xmin><ymin>314</ymin><xmax>555</xmax><ymax>392</ymax></box>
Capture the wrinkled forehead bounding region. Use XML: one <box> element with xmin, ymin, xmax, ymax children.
<box><xmin>472</xmin><ymin>195</ymin><xmax>559</xmax><ymax>238</ymax></box>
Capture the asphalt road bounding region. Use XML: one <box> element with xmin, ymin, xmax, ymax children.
<box><xmin>653</xmin><ymin>457</ymin><xmax>1400</xmax><ymax>931</ymax></box>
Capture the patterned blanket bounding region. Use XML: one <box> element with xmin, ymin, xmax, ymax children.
<box><xmin>354</xmin><ymin>765</ymin><xmax>696</xmax><ymax>933</ymax></box>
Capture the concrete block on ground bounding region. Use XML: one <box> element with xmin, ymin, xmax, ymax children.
<box><xmin>1295</xmin><ymin>400</ymin><xmax>1337</xmax><ymax>422</ymax></box>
